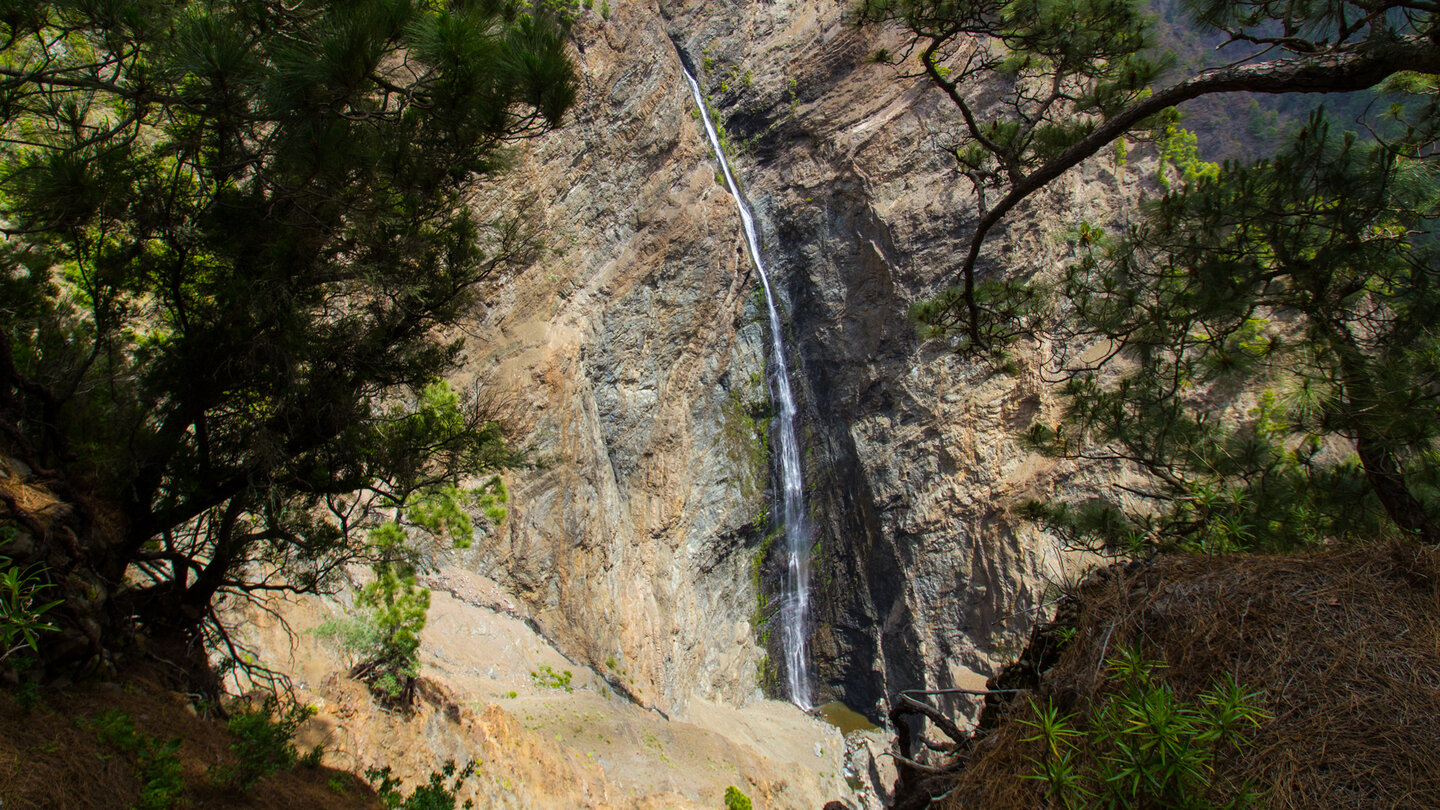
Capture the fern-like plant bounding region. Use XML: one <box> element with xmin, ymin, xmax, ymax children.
<box><xmin>1020</xmin><ymin>647</ymin><xmax>1268</xmax><ymax>809</ymax></box>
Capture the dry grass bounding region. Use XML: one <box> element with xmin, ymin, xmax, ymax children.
<box><xmin>934</xmin><ymin>543</ymin><xmax>1440</xmax><ymax>809</ymax></box>
<box><xmin>0</xmin><ymin>675</ymin><xmax>380</xmax><ymax>809</ymax></box>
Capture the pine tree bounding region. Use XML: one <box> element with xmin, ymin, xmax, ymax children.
<box><xmin>0</xmin><ymin>0</ymin><xmax>576</xmax><ymax>680</ymax></box>
<box><xmin>860</xmin><ymin>1</ymin><xmax>1440</xmax><ymax>548</ymax></box>
<box><xmin>1026</xmin><ymin>115</ymin><xmax>1440</xmax><ymax>550</ymax></box>
<box><xmin>859</xmin><ymin>0</ymin><xmax>1440</xmax><ymax>350</ymax></box>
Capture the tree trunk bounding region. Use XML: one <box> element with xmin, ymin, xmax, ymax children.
<box><xmin>1326</xmin><ymin>323</ymin><xmax>1439</xmax><ymax>543</ymax></box>
<box><xmin>1354</xmin><ymin>432</ymin><xmax>1439</xmax><ymax>543</ymax></box>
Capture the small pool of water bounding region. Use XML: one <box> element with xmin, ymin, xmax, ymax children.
<box><xmin>814</xmin><ymin>700</ymin><xmax>881</xmax><ymax>736</ymax></box>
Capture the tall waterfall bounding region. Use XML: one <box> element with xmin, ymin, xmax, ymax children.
<box><xmin>681</xmin><ymin>63</ymin><xmax>812</xmax><ymax>709</ymax></box>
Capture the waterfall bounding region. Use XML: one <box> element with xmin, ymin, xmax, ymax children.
<box><xmin>680</xmin><ymin>63</ymin><xmax>812</xmax><ymax>709</ymax></box>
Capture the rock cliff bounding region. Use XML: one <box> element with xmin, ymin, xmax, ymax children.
<box><xmin>453</xmin><ymin>0</ymin><xmax>1112</xmax><ymax>723</ymax></box>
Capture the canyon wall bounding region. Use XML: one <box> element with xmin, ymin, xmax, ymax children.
<box><xmin>456</xmin><ymin>0</ymin><xmax>1116</xmax><ymax>721</ymax></box>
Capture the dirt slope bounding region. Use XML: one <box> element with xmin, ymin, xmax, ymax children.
<box><xmin>892</xmin><ymin>543</ymin><xmax>1440</xmax><ymax>809</ymax></box>
<box><xmin>0</xmin><ymin>677</ymin><xmax>379</xmax><ymax>810</ymax></box>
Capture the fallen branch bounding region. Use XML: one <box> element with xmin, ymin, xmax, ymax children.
<box><xmin>895</xmin><ymin>692</ymin><xmax>970</xmax><ymax>747</ymax></box>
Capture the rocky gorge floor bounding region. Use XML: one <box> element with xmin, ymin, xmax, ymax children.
<box><xmin>227</xmin><ymin>567</ymin><xmax>881</xmax><ymax>809</ymax></box>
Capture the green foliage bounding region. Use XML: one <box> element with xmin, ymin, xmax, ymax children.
<box><xmin>1052</xmin><ymin>624</ymin><xmax>1079</xmax><ymax>647</ymax></box>
<box><xmin>0</xmin><ymin>537</ymin><xmax>61</xmax><ymax>664</ymax></box>
<box><xmin>314</xmin><ymin>379</ymin><xmax>514</xmax><ymax>704</ymax></box>
<box><xmin>859</xmin><ymin>0</ymin><xmax>1165</xmax><ymax>189</ymax></box>
<box><xmin>1156</xmin><ymin>121</ymin><xmax>1220</xmax><ymax>189</ymax></box>
<box><xmin>860</xmin><ymin>0</ymin><xmax>1440</xmax><ymax>387</ymax></box>
<box><xmin>14</xmin><ymin>678</ymin><xmax>44</xmax><ymax>710</ymax></box>
<box><xmin>369</xmin><ymin>759</ymin><xmax>476</xmax><ymax>810</ymax></box>
<box><xmin>91</xmin><ymin>711</ymin><xmax>187</xmax><ymax>810</ymax></box>
<box><xmin>1020</xmin><ymin>648</ymin><xmax>1268</xmax><ymax>809</ymax></box>
<box><xmin>313</xmin><ymin>615</ymin><xmax>383</xmax><ymax>661</ymax></box>
<box><xmin>530</xmin><ymin>664</ymin><xmax>573</xmax><ymax>692</ymax></box>
<box><xmin>723</xmin><ymin>785</ymin><xmax>754</xmax><ymax>810</ymax></box>
<box><xmin>721</xmin><ymin>375</ymin><xmax>772</xmax><ymax>498</ymax></box>
<box><xmin>0</xmin><ymin>0</ymin><xmax>574</xmax><ymax>672</ymax></box>
<box><xmin>756</xmin><ymin>653</ymin><xmax>779</xmax><ymax>691</ymax></box>
<box><xmin>316</xmin><ymin>557</ymin><xmax>423</xmax><ymax>701</ymax></box>
<box><xmin>353</xmin><ymin>548</ymin><xmax>430</xmax><ymax>702</ymax></box>
<box><xmin>1027</xmin><ymin>116</ymin><xmax>1440</xmax><ymax>552</ymax></box>
<box><xmin>210</xmin><ymin>696</ymin><xmax>319</xmax><ymax>791</ymax></box>
<box><xmin>910</xmin><ymin>276</ymin><xmax>1050</xmax><ymax>355</ymax></box>
<box><xmin>749</xmin><ymin>517</ymin><xmax>780</xmax><ymax>654</ymax></box>
<box><xmin>1111</xmin><ymin>137</ymin><xmax>1129</xmax><ymax>170</ymax></box>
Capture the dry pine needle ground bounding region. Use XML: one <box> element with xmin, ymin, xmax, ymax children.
<box><xmin>936</xmin><ymin>543</ymin><xmax>1440</xmax><ymax>810</ymax></box>
<box><xmin>0</xmin><ymin>676</ymin><xmax>380</xmax><ymax>810</ymax></box>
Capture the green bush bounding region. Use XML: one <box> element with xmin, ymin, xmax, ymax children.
<box><xmin>369</xmin><ymin>759</ymin><xmax>476</xmax><ymax>810</ymax></box>
<box><xmin>724</xmin><ymin>785</ymin><xmax>753</xmax><ymax>810</ymax></box>
<box><xmin>1020</xmin><ymin>647</ymin><xmax>1268</xmax><ymax>809</ymax></box>
<box><xmin>211</xmin><ymin>696</ymin><xmax>319</xmax><ymax>790</ymax></box>
<box><xmin>91</xmin><ymin>711</ymin><xmax>186</xmax><ymax>810</ymax></box>
<box><xmin>530</xmin><ymin>665</ymin><xmax>573</xmax><ymax>692</ymax></box>
<box><xmin>0</xmin><ymin>533</ymin><xmax>61</xmax><ymax>666</ymax></box>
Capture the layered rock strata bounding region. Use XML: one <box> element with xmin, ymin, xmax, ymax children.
<box><xmin>456</xmin><ymin>0</ymin><xmax>1120</xmax><ymax>722</ymax></box>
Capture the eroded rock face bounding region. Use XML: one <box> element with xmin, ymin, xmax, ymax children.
<box><xmin>451</xmin><ymin>4</ymin><xmax>771</xmax><ymax>716</ymax></box>
<box><xmin>458</xmin><ymin>0</ymin><xmax>1107</xmax><ymax>721</ymax></box>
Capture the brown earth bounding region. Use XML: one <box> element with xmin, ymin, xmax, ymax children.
<box><xmin>0</xmin><ymin>675</ymin><xmax>380</xmax><ymax>810</ymax></box>
<box><xmin>222</xmin><ymin>567</ymin><xmax>853</xmax><ymax>810</ymax></box>
<box><xmin>892</xmin><ymin>543</ymin><xmax>1440</xmax><ymax>809</ymax></box>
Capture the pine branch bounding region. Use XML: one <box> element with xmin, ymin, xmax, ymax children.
<box><xmin>949</xmin><ymin>33</ymin><xmax>1440</xmax><ymax>348</ymax></box>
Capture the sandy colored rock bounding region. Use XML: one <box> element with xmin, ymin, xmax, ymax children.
<box><xmin>226</xmin><ymin>571</ymin><xmax>853</xmax><ymax>809</ymax></box>
<box><xmin>447</xmin><ymin>0</ymin><xmax>1123</xmax><ymax>721</ymax></box>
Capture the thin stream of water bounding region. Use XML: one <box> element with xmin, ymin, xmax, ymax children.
<box><xmin>680</xmin><ymin>63</ymin><xmax>812</xmax><ymax>709</ymax></box>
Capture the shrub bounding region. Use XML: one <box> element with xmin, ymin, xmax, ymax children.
<box><xmin>211</xmin><ymin>696</ymin><xmax>319</xmax><ymax>790</ymax></box>
<box><xmin>369</xmin><ymin>759</ymin><xmax>476</xmax><ymax>810</ymax></box>
<box><xmin>91</xmin><ymin>711</ymin><xmax>186</xmax><ymax>810</ymax></box>
<box><xmin>530</xmin><ymin>665</ymin><xmax>573</xmax><ymax>692</ymax></box>
<box><xmin>724</xmin><ymin>785</ymin><xmax>753</xmax><ymax>810</ymax></box>
<box><xmin>1020</xmin><ymin>647</ymin><xmax>1268</xmax><ymax>809</ymax></box>
<box><xmin>0</xmin><ymin>533</ymin><xmax>61</xmax><ymax>666</ymax></box>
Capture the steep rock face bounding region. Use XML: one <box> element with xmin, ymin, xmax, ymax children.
<box><xmin>659</xmin><ymin>0</ymin><xmax>1079</xmax><ymax>718</ymax></box>
<box><xmin>453</xmin><ymin>5</ymin><xmax>772</xmax><ymax>714</ymax></box>
<box><xmin>460</xmin><ymin>0</ymin><xmax>1108</xmax><ymax>720</ymax></box>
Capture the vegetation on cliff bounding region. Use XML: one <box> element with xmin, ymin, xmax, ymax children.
<box><xmin>0</xmin><ymin>0</ymin><xmax>576</xmax><ymax>692</ymax></box>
